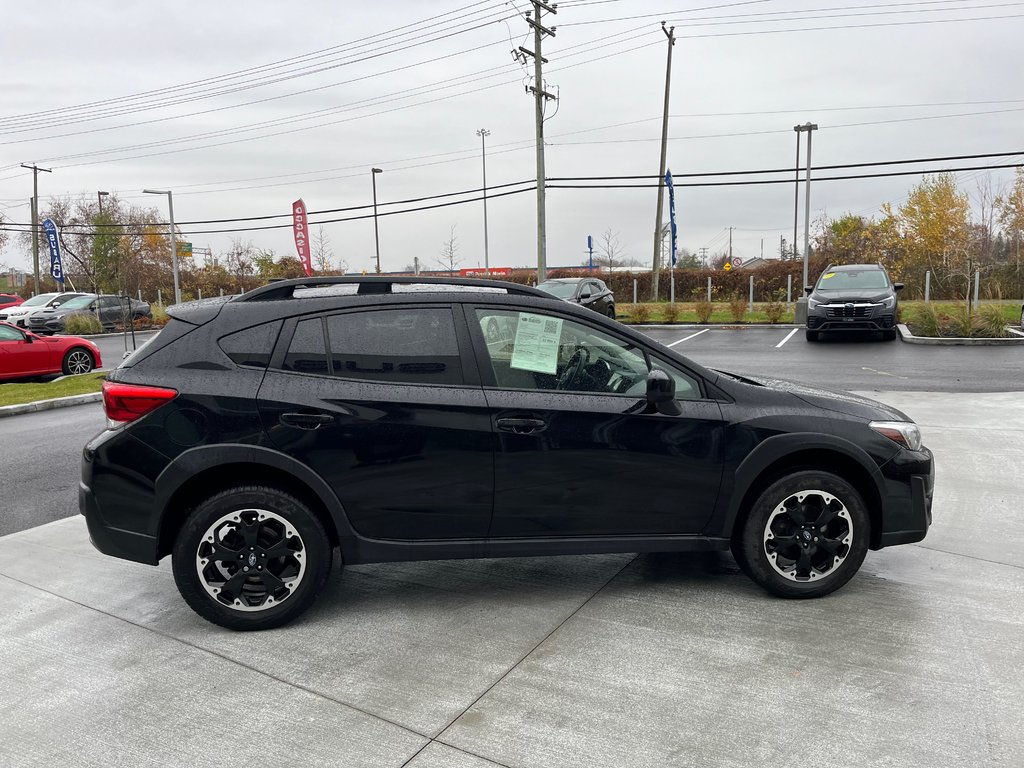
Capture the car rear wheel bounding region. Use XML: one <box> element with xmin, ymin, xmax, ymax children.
<box><xmin>805</xmin><ymin>330</ymin><xmax>819</xmax><ymax>342</ymax></box>
<box><xmin>732</xmin><ymin>471</ymin><xmax>870</xmax><ymax>598</ymax></box>
<box><xmin>61</xmin><ymin>348</ymin><xmax>95</xmax><ymax>375</ymax></box>
<box><xmin>172</xmin><ymin>486</ymin><xmax>333</xmax><ymax>630</ymax></box>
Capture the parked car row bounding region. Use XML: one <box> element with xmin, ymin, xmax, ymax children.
<box><xmin>0</xmin><ymin>292</ymin><xmax>151</xmax><ymax>334</ymax></box>
<box><xmin>0</xmin><ymin>321</ymin><xmax>102</xmax><ymax>380</ymax></box>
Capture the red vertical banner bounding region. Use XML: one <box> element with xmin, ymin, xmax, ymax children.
<box><xmin>292</xmin><ymin>199</ymin><xmax>312</xmax><ymax>276</ymax></box>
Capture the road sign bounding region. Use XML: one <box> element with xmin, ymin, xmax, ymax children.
<box><xmin>733</xmin><ymin>256</ymin><xmax>743</xmax><ymax>267</ymax></box>
<box><xmin>723</xmin><ymin>262</ymin><xmax>732</xmax><ymax>272</ymax></box>
<box><xmin>176</xmin><ymin>241</ymin><xmax>193</xmax><ymax>255</ymax></box>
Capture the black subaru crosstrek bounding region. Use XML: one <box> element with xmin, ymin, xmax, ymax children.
<box><xmin>81</xmin><ymin>277</ymin><xmax>933</xmax><ymax>630</ymax></box>
<box><xmin>805</xmin><ymin>263</ymin><xmax>904</xmax><ymax>341</ymax></box>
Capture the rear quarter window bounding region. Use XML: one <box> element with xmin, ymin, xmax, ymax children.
<box><xmin>219</xmin><ymin>321</ymin><xmax>283</xmax><ymax>368</ymax></box>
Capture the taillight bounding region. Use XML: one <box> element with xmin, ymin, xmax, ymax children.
<box><xmin>102</xmin><ymin>380</ymin><xmax>178</xmax><ymax>426</ymax></box>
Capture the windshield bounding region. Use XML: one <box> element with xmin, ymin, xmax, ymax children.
<box><xmin>816</xmin><ymin>270</ymin><xmax>889</xmax><ymax>291</ymax></box>
<box><xmin>20</xmin><ymin>293</ymin><xmax>59</xmax><ymax>307</ymax></box>
<box><xmin>537</xmin><ymin>281</ymin><xmax>578</xmax><ymax>299</ymax></box>
<box><xmin>57</xmin><ymin>296</ymin><xmax>95</xmax><ymax>310</ymax></box>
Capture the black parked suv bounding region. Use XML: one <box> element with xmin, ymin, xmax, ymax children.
<box><xmin>82</xmin><ymin>277</ymin><xmax>933</xmax><ymax>630</ymax></box>
<box><xmin>805</xmin><ymin>263</ymin><xmax>903</xmax><ymax>341</ymax></box>
<box><xmin>536</xmin><ymin>277</ymin><xmax>616</xmax><ymax>318</ymax></box>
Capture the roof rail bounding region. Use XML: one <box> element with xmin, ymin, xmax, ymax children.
<box><xmin>234</xmin><ymin>275</ymin><xmax>550</xmax><ymax>302</ymax></box>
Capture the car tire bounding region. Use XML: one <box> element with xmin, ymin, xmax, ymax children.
<box><xmin>732</xmin><ymin>471</ymin><xmax>870</xmax><ymax>599</ymax></box>
<box><xmin>61</xmin><ymin>347</ymin><xmax>95</xmax><ymax>376</ymax></box>
<box><xmin>883</xmin><ymin>329</ymin><xmax>898</xmax><ymax>341</ymax></box>
<box><xmin>607</xmin><ymin>306</ymin><xmax>616</xmax><ymax>319</ymax></box>
<box><xmin>805</xmin><ymin>330</ymin><xmax>819</xmax><ymax>342</ymax></box>
<box><xmin>172</xmin><ymin>486</ymin><xmax>333</xmax><ymax>631</ymax></box>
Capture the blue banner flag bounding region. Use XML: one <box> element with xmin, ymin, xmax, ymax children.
<box><xmin>43</xmin><ymin>218</ymin><xmax>65</xmax><ymax>286</ymax></box>
<box><xmin>665</xmin><ymin>169</ymin><xmax>678</xmax><ymax>267</ymax></box>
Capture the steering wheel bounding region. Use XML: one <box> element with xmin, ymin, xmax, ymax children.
<box><xmin>556</xmin><ymin>346</ymin><xmax>590</xmax><ymax>390</ymax></box>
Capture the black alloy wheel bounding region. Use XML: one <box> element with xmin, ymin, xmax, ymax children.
<box><xmin>606</xmin><ymin>306</ymin><xmax>616</xmax><ymax>319</ymax></box>
<box><xmin>172</xmin><ymin>486</ymin><xmax>333</xmax><ymax>630</ymax></box>
<box><xmin>732</xmin><ymin>471</ymin><xmax>870</xmax><ymax>598</ymax></box>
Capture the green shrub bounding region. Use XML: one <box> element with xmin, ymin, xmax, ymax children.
<box><xmin>662</xmin><ymin>303</ymin><xmax>679</xmax><ymax>324</ymax></box>
<box><xmin>150</xmin><ymin>305</ymin><xmax>170</xmax><ymax>327</ymax></box>
<box><xmin>764</xmin><ymin>300</ymin><xmax>786</xmax><ymax>324</ymax></box>
<box><xmin>629</xmin><ymin>303</ymin><xmax>651</xmax><ymax>324</ymax></box>
<box><xmin>977</xmin><ymin>305</ymin><xmax>1008</xmax><ymax>338</ymax></box>
<box><xmin>694</xmin><ymin>300</ymin><xmax>714</xmax><ymax>324</ymax></box>
<box><xmin>727</xmin><ymin>295</ymin><xmax>747</xmax><ymax>322</ymax></box>
<box><xmin>913</xmin><ymin>303</ymin><xmax>941</xmax><ymax>337</ymax></box>
<box><xmin>940</xmin><ymin>308</ymin><xmax>981</xmax><ymax>338</ymax></box>
<box><xmin>62</xmin><ymin>312</ymin><xmax>103</xmax><ymax>335</ymax></box>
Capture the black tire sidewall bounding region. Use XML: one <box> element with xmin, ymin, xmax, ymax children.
<box><xmin>736</xmin><ymin>471</ymin><xmax>870</xmax><ymax>599</ymax></box>
<box><xmin>172</xmin><ymin>486</ymin><xmax>333</xmax><ymax>630</ymax></box>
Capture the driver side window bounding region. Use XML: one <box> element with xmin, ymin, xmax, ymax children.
<box><xmin>475</xmin><ymin>308</ymin><xmax>650</xmax><ymax>395</ymax></box>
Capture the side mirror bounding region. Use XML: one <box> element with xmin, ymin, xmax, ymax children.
<box><xmin>579</xmin><ymin>290</ymin><xmax>592</xmax><ymax>301</ymax></box>
<box><xmin>23</xmin><ymin>334</ymin><xmax>34</xmax><ymax>343</ymax></box>
<box><xmin>893</xmin><ymin>282</ymin><xmax>905</xmax><ymax>291</ymax></box>
<box><xmin>803</xmin><ymin>285</ymin><xmax>814</xmax><ymax>295</ymax></box>
<box><xmin>646</xmin><ymin>369</ymin><xmax>682</xmax><ymax>415</ymax></box>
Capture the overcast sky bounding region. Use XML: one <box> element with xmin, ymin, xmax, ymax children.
<box><xmin>1</xmin><ymin>0</ymin><xmax>1021</xmax><ymax>276</ymax></box>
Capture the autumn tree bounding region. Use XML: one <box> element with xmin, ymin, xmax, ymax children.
<box><xmin>898</xmin><ymin>173</ymin><xmax>970</xmax><ymax>293</ymax></box>
<box><xmin>997</xmin><ymin>168</ymin><xmax>1024</xmax><ymax>245</ymax></box>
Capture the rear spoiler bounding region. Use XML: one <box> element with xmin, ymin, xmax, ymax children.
<box><xmin>165</xmin><ymin>296</ymin><xmax>231</xmax><ymax>326</ymax></box>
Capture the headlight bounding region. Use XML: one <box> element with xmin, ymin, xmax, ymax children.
<box><xmin>808</xmin><ymin>297</ymin><xmax>822</xmax><ymax>309</ymax></box>
<box><xmin>881</xmin><ymin>296</ymin><xmax>895</xmax><ymax>309</ymax></box>
<box><xmin>870</xmin><ymin>421</ymin><xmax>922</xmax><ymax>451</ymax></box>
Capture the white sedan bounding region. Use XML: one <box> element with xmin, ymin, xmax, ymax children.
<box><xmin>0</xmin><ymin>292</ymin><xmax>84</xmax><ymax>328</ymax></box>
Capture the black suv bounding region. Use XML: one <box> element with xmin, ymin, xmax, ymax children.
<box><xmin>81</xmin><ymin>277</ymin><xmax>933</xmax><ymax>630</ymax></box>
<box><xmin>805</xmin><ymin>263</ymin><xmax>903</xmax><ymax>341</ymax></box>
<box><xmin>536</xmin><ymin>277</ymin><xmax>615</xmax><ymax>318</ymax></box>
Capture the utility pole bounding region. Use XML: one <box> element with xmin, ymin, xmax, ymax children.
<box><xmin>477</xmin><ymin>128</ymin><xmax>491</xmax><ymax>276</ymax></box>
<box><xmin>792</xmin><ymin>126</ymin><xmax>801</xmax><ymax>262</ymax></box>
<box><xmin>728</xmin><ymin>227</ymin><xmax>733</xmax><ymax>264</ymax></box>
<box><xmin>522</xmin><ymin>1</ymin><xmax>557</xmax><ymax>283</ymax></box>
<box><xmin>795</xmin><ymin>122</ymin><xmax>818</xmax><ymax>289</ymax></box>
<box><xmin>21</xmin><ymin>163</ymin><xmax>52</xmax><ymax>293</ymax></box>
<box><xmin>699</xmin><ymin>246</ymin><xmax>708</xmax><ymax>267</ymax></box>
<box><xmin>651</xmin><ymin>22</ymin><xmax>676</xmax><ymax>300</ymax></box>
<box><xmin>371</xmin><ymin>167</ymin><xmax>383</xmax><ymax>273</ymax></box>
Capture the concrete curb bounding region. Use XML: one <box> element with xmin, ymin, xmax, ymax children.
<box><xmin>897</xmin><ymin>323</ymin><xmax>1024</xmax><ymax>345</ymax></box>
<box><xmin>0</xmin><ymin>392</ymin><xmax>102</xmax><ymax>419</ymax></box>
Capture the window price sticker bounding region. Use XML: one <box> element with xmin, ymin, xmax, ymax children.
<box><xmin>510</xmin><ymin>313</ymin><xmax>563</xmax><ymax>374</ymax></box>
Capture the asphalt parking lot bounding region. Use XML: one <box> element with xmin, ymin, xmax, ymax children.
<box><xmin>1</xmin><ymin>385</ymin><xmax>1022</xmax><ymax>767</ymax></box>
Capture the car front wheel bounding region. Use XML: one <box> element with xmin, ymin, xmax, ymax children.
<box><xmin>62</xmin><ymin>348</ymin><xmax>95</xmax><ymax>375</ymax></box>
<box><xmin>172</xmin><ymin>486</ymin><xmax>333</xmax><ymax>630</ymax></box>
<box><xmin>805</xmin><ymin>330</ymin><xmax>819</xmax><ymax>342</ymax></box>
<box><xmin>732</xmin><ymin>471</ymin><xmax>870</xmax><ymax>598</ymax></box>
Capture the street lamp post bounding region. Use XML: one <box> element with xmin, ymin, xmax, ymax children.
<box><xmin>476</xmin><ymin>128</ymin><xmax>491</xmax><ymax>276</ymax></box>
<box><xmin>97</xmin><ymin>190</ymin><xmax>109</xmax><ymax>214</ymax></box>
<box><xmin>371</xmin><ymin>168</ymin><xmax>383</xmax><ymax>273</ymax></box>
<box><xmin>143</xmin><ymin>189</ymin><xmax>181</xmax><ymax>305</ymax></box>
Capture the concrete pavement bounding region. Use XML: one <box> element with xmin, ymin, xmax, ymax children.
<box><xmin>0</xmin><ymin>392</ymin><xmax>1022</xmax><ymax>767</ymax></box>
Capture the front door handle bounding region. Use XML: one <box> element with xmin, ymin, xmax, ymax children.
<box><xmin>496</xmin><ymin>416</ymin><xmax>546</xmax><ymax>434</ymax></box>
<box><xmin>280</xmin><ymin>412</ymin><xmax>334</xmax><ymax>429</ymax></box>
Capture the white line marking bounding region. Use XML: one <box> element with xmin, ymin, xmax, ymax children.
<box><xmin>667</xmin><ymin>328</ymin><xmax>710</xmax><ymax>347</ymax></box>
<box><xmin>775</xmin><ymin>328</ymin><xmax>798</xmax><ymax>348</ymax></box>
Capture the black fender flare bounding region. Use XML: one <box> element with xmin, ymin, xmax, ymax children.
<box><xmin>152</xmin><ymin>444</ymin><xmax>356</xmax><ymax>542</ymax></box>
<box><xmin>716</xmin><ymin>432</ymin><xmax>888</xmax><ymax>538</ymax></box>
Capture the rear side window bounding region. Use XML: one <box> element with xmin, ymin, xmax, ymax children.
<box><xmin>219</xmin><ymin>321</ymin><xmax>282</xmax><ymax>368</ymax></box>
<box><xmin>327</xmin><ymin>308</ymin><xmax>463</xmax><ymax>385</ymax></box>
<box><xmin>282</xmin><ymin>318</ymin><xmax>330</xmax><ymax>375</ymax></box>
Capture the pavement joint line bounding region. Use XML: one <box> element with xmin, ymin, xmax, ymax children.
<box><xmin>909</xmin><ymin>543</ymin><xmax>1024</xmax><ymax>571</ymax></box>
<box><xmin>775</xmin><ymin>328</ymin><xmax>798</xmax><ymax>348</ymax></box>
<box><xmin>667</xmin><ymin>328</ymin><xmax>709</xmax><ymax>347</ymax></box>
<box><xmin>432</xmin><ymin>554</ymin><xmax>640</xmax><ymax>743</ymax></box>
<box><xmin>0</xmin><ymin>568</ymin><xmax>436</xmax><ymax>746</ymax></box>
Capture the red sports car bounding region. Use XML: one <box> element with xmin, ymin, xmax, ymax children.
<box><xmin>0</xmin><ymin>321</ymin><xmax>102</xmax><ymax>380</ymax></box>
<box><xmin>0</xmin><ymin>293</ymin><xmax>24</xmax><ymax>311</ymax></box>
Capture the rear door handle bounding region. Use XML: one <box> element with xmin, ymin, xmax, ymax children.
<box><xmin>280</xmin><ymin>412</ymin><xmax>334</xmax><ymax>429</ymax></box>
<box><xmin>496</xmin><ymin>416</ymin><xmax>546</xmax><ymax>434</ymax></box>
